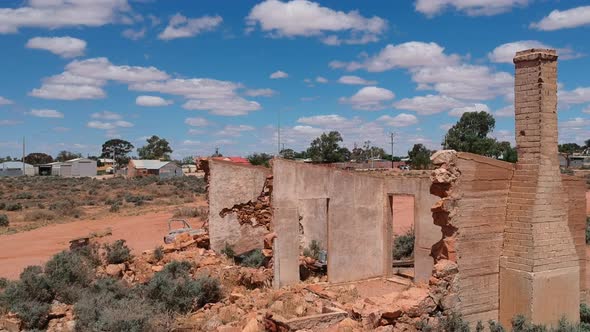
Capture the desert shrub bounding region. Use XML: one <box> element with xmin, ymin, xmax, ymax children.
<box><xmin>44</xmin><ymin>250</ymin><xmax>94</xmax><ymax>303</ymax></box>
<box><xmin>49</xmin><ymin>199</ymin><xmax>81</xmax><ymax>218</ymax></box>
<box><xmin>14</xmin><ymin>192</ymin><xmax>33</xmax><ymax>199</ymax></box>
<box><xmin>109</xmin><ymin>201</ymin><xmax>121</xmax><ymax>213</ymax></box>
<box><xmin>440</xmin><ymin>312</ymin><xmax>470</xmax><ymax>332</ymax></box>
<box><xmin>581</xmin><ymin>303</ymin><xmax>590</xmax><ymax>324</ymax></box>
<box><xmin>0</xmin><ymin>278</ymin><xmax>8</xmax><ymax>289</ymax></box>
<box><xmin>586</xmin><ymin>217</ymin><xmax>590</xmax><ymax>245</ymax></box>
<box><xmin>11</xmin><ymin>300</ymin><xmax>51</xmax><ymax>330</ymax></box>
<box><xmin>488</xmin><ymin>320</ymin><xmax>506</xmax><ymax>332</ymax></box>
<box><xmin>75</xmin><ymin>278</ymin><xmax>157</xmax><ymax>332</ymax></box>
<box><xmin>0</xmin><ymin>266</ymin><xmax>53</xmax><ymax>330</ymax></box>
<box><xmin>173</xmin><ymin>207</ymin><xmax>207</xmax><ymax>218</ymax></box>
<box><xmin>105</xmin><ymin>240</ymin><xmax>132</xmax><ymax>264</ymax></box>
<box><xmin>0</xmin><ymin>214</ymin><xmax>8</xmax><ymax>227</ymax></box>
<box><xmin>475</xmin><ymin>321</ymin><xmax>485</xmax><ymax>332</ymax></box>
<box><xmin>393</xmin><ymin>228</ymin><xmax>415</xmax><ymax>260</ymax></box>
<box><xmin>5</xmin><ymin>202</ymin><xmax>22</xmax><ymax>211</ymax></box>
<box><xmin>303</xmin><ymin>240</ymin><xmax>322</xmax><ymax>260</ymax></box>
<box><xmin>153</xmin><ymin>246</ymin><xmax>164</xmax><ymax>262</ymax></box>
<box><xmin>0</xmin><ymin>202</ymin><xmax>5</xmax><ymax>210</ymax></box>
<box><xmin>25</xmin><ymin>210</ymin><xmax>56</xmax><ymax>221</ymax></box>
<box><xmin>221</xmin><ymin>243</ymin><xmax>235</xmax><ymax>259</ymax></box>
<box><xmin>145</xmin><ymin>261</ymin><xmax>221</xmax><ymax>313</ymax></box>
<box><xmin>239</xmin><ymin>249</ymin><xmax>266</xmax><ymax>268</ymax></box>
<box><xmin>124</xmin><ymin>193</ymin><xmax>153</xmax><ymax>206</ymax></box>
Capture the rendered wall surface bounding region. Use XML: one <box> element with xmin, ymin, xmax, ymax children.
<box><xmin>208</xmin><ymin>160</ymin><xmax>271</xmax><ymax>253</ymax></box>
<box><xmin>273</xmin><ymin>159</ymin><xmax>388</xmax><ymax>286</ymax></box>
<box><xmin>272</xmin><ymin>159</ymin><xmax>440</xmax><ymax>286</ymax></box>
<box><xmin>383</xmin><ymin>176</ymin><xmax>439</xmax><ymax>283</ymax></box>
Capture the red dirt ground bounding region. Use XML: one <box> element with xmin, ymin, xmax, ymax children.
<box><xmin>586</xmin><ymin>191</ymin><xmax>590</xmax><ymax>215</ymax></box>
<box><xmin>0</xmin><ymin>211</ymin><xmax>203</xmax><ymax>279</ymax></box>
<box><xmin>392</xmin><ymin>195</ymin><xmax>414</xmax><ymax>236</ymax></box>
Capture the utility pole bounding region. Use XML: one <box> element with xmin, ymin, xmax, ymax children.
<box><xmin>389</xmin><ymin>132</ymin><xmax>395</xmax><ymax>169</ymax></box>
<box><xmin>22</xmin><ymin>136</ymin><xmax>25</xmax><ymax>176</ymax></box>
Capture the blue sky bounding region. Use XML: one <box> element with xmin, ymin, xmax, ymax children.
<box><xmin>0</xmin><ymin>0</ymin><xmax>589</xmax><ymax>159</ymax></box>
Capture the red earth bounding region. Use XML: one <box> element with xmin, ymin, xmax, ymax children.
<box><xmin>0</xmin><ymin>210</ymin><xmax>203</xmax><ymax>279</ymax></box>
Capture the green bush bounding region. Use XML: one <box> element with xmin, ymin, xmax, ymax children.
<box><xmin>145</xmin><ymin>261</ymin><xmax>221</xmax><ymax>313</ymax></box>
<box><xmin>221</xmin><ymin>242</ymin><xmax>235</xmax><ymax>259</ymax></box>
<box><xmin>393</xmin><ymin>228</ymin><xmax>415</xmax><ymax>260</ymax></box>
<box><xmin>75</xmin><ymin>278</ymin><xmax>157</xmax><ymax>332</ymax></box>
<box><xmin>239</xmin><ymin>249</ymin><xmax>266</xmax><ymax>268</ymax></box>
<box><xmin>586</xmin><ymin>217</ymin><xmax>590</xmax><ymax>245</ymax></box>
<box><xmin>109</xmin><ymin>201</ymin><xmax>121</xmax><ymax>212</ymax></box>
<box><xmin>0</xmin><ymin>202</ymin><xmax>5</xmax><ymax>210</ymax></box>
<box><xmin>11</xmin><ymin>300</ymin><xmax>51</xmax><ymax>330</ymax></box>
<box><xmin>14</xmin><ymin>192</ymin><xmax>33</xmax><ymax>199</ymax></box>
<box><xmin>44</xmin><ymin>250</ymin><xmax>94</xmax><ymax>303</ymax></box>
<box><xmin>440</xmin><ymin>312</ymin><xmax>470</xmax><ymax>332</ymax></box>
<box><xmin>5</xmin><ymin>203</ymin><xmax>22</xmax><ymax>211</ymax></box>
<box><xmin>153</xmin><ymin>246</ymin><xmax>164</xmax><ymax>262</ymax></box>
<box><xmin>303</xmin><ymin>240</ymin><xmax>322</xmax><ymax>260</ymax></box>
<box><xmin>0</xmin><ymin>214</ymin><xmax>8</xmax><ymax>227</ymax></box>
<box><xmin>105</xmin><ymin>240</ymin><xmax>132</xmax><ymax>264</ymax></box>
<box><xmin>581</xmin><ymin>303</ymin><xmax>590</xmax><ymax>324</ymax></box>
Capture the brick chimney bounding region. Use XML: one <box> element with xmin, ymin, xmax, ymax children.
<box><xmin>499</xmin><ymin>49</ymin><xmax>579</xmax><ymax>326</ymax></box>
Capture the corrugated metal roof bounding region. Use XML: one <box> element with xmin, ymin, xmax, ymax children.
<box><xmin>0</xmin><ymin>162</ymin><xmax>34</xmax><ymax>169</ymax></box>
<box><xmin>131</xmin><ymin>160</ymin><xmax>170</xmax><ymax>169</ymax></box>
<box><xmin>65</xmin><ymin>158</ymin><xmax>94</xmax><ymax>163</ymax></box>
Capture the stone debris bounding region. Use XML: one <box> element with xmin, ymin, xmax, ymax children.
<box><xmin>219</xmin><ymin>175</ymin><xmax>273</xmax><ymax>230</ymax></box>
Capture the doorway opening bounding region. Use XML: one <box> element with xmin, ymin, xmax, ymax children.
<box><xmin>389</xmin><ymin>194</ymin><xmax>416</xmax><ymax>281</ymax></box>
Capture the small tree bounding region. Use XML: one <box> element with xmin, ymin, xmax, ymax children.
<box><xmin>137</xmin><ymin>136</ymin><xmax>173</xmax><ymax>160</ymax></box>
<box><xmin>247</xmin><ymin>153</ymin><xmax>273</xmax><ymax>167</ymax></box>
<box><xmin>408</xmin><ymin>144</ymin><xmax>432</xmax><ymax>169</ymax></box>
<box><xmin>444</xmin><ymin>111</ymin><xmax>498</xmax><ymax>156</ymax></box>
<box><xmin>55</xmin><ymin>151</ymin><xmax>82</xmax><ymax>162</ymax></box>
<box><xmin>24</xmin><ymin>153</ymin><xmax>53</xmax><ymax>165</ymax></box>
<box><xmin>559</xmin><ymin>143</ymin><xmax>582</xmax><ymax>168</ymax></box>
<box><xmin>101</xmin><ymin>139</ymin><xmax>134</xmax><ymax>168</ymax></box>
<box><xmin>306</xmin><ymin>131</ymin><xmax>351</xmax><ymax>163</ymax></box>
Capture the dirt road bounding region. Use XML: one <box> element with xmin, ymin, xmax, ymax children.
<box><xmin>0</xmin><ymin>211</ymin><xmax>201</xmax><ymax>279</ymax></box>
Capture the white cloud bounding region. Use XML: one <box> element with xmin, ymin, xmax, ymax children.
<box><xmin>188</xmin><ymin>128</ymin><xmax>205</xmax><ymax>135</ymax></box>
<box><xmin>337</xmin><ymin>75</ymin><xmax>377</xmax><ymax>85</ymax></box>
<box><xmin>122</xmin><ymin>28</ymin><xmax>146</xmax><ymax>40</ymax></box>
<box><xmin>415</xmin><ymin>0</ymin><xmax>530</xmax><ymax>17</ymax></box>
<box><xmin>394</xmin><ymin>94</ymin><xmax>464</xmax><ymax>115</ymax></box>
<box><xmin>217</xmin><ymin>125</ymin><xmax>255</xmax><ymax>137</ymax></box>
<box><xmin>448</xmin><ymin>103</ymin><xmax>490</xmax><ymax>117</ymax></box>
<box><xmin>244</xmin><ymin>88</ymin><xmax>277</xmax><ymax>97</ymax></box>
<box><xmin>339</xmin><ymin>86</ymin><xmax>395</xmax><ymax>111</ymax></box>
<box><xmin>316</xmin><ymin>76</ymin><xmax>328</xmax><ymax>83</ymax></box>
<box><xmin>495</xmin><ymin>105</ymin><xmax>514</xmax><ymax>117</ymax></box>
<box><xmin>583</xmin><ymin>105</ymin><xmax>590</xmax><ymax>114</ymax></box>
<box><xmin>158</xmin><ymin>13</ymin><xmax>222</xmax><ymax>40</ymax></box>
<box><xmin>91</xmin><ymin>111</ymin><xmax>122</xmax><ymax>120</ymax></box>
<box><xmin>297</xmin><ymin>114</ymin><xmax>362</xmax><ymax>128</ymax></box>
<box><xmin>183</xmin><ymin>140</ymin><xmax>201</xmax><ymax>146</ymax></box>
<box><xmin>53</xmin><ymin>126</ymin><xmax>70</xmax><ymax>132</ymax></box>
<box><xmin>330</xmin><ymin>42</ymin><xmax>459</xmax><ymax>72</ymax></box>
<box><xmin>182</xmin><ymin>98</ymin><xmax>260</xmax><ymax>116</ymax></box>
<box><xmin>270</xmin><ymin>70</ymin><xmax>289</xmax><ymax>79</ymax></box>
<box><xmin>377</xmin><ymin>113</ymin><xmax>418</xmax><ymax>127</ymax></box>
<box><xmin>0</xmin><ymin>96</ymin><xmax>13</xmax><ymax>105</ymax></box>
<box><xmin>66</xmin><ymin>57</ymin><xmax>169</xmax><ymax>83</ymax></box>
<box><xmin>0</xmin><ymin>0</ymin><xmax>132</xmax><ymax>34</ymax></box>
<box><xmin>559</xmin><ymin>87</ymin><xmax>590</xmax><ymax>105</ymax></box>
<box><xmin>559</xmin><ymin>117</ymin><xmax>590</xmax><ymax>129</ymax></box>
<box><xmin>28</xmin><ymin>109</ymin><xmax>64</xmax><ymax>118</ymax></box>
<box><xmin>29</xmin><ymin>84</ymin><xmax>105</xmax><ymax>100</ymax></box>
<box><xmin>411</xmin><ymin>64</ymin><xmax>513</xmax><ymax>100</ymax></box>
<box><xmin>26</xmin><ymin>36</ymin><xmax>86</xmax><ymax>58</ymax></box>
<box><xmin>0</xmin><ymin>120</ymin><xmax>22</xmax><ymax>126</ymax></box>
<box><xmin>135</xmin><ymin>95</ymin><xmax>173</xmax><ymax>107</ymax></box>
<box><xmin>87</xmin><ymin>120</ymin><xmax>133</xmax><ymax>130</ymax></box>
<box><xmin>185</xmin><ymin>117</ymin><xmax>210</xmax><ymax>127</ymax></box>
<box><xmin>531</xmin><ymin>6</ymin><xmax>590</xmax><ymax>31</ymax></box>
<box><xmin>246</xmin><ymin>0</ymin><xmax>387</xmax><ymax>45</ymax></box>
<box><xmin>488</xmin><ymin>40</ymin><xmax>582</xmax><ymax>63</ymax></box>
<box><xmin>491</xmin><ymin>129</ymin><xmax>515</xmax><ymax>144</ymax></box>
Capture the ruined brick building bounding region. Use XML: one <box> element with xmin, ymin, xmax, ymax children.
<box><xmin>201</xmin><ymin>49</ymin><xmax>588</xmax><ymax>328</ymax></box>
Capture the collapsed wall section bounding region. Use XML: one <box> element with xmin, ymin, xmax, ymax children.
<box><xmin>429</xmin><ymin>151</ymin><xmax>515</xmax><ymax>325</ymax></box>
<box><xmin>207</xmin><ymin>160</ymin><xmax>272</xmax><ymax>254</ymax></box>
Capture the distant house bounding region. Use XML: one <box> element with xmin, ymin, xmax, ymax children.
<box><xmin>127</xmin><ymin>160</ymin><xmax>183</xmax><ymax>179</ymax></box>
<box><xmin>41</xmin><ymin>158</ymin><xmax>97</xmax><ymax>177</ymax></box>
<box><xmin>98</xmin><ymin>158</ymin><xmax>115</xmax><ymax>173</ymax></box>
<box><xmin>0</xmin><ymin>161</ymin><xmax>34</xmax><ymax>177</ymax></box>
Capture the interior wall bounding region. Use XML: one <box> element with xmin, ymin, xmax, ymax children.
<box><xmin>272</xmin><ymin>159</ymin><xmax>387</xmax><ymax>286</ymax></box>
<box><xmin>207</xmin><ymin>160</ymin><xmax>271</xmax><ymax>253</ymax></box>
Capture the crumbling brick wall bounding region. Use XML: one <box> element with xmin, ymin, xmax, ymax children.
<box><xmin>206</xmin><ymin>159</ymin><xmax>272</xmax><ymax>254</ymax></box>
<box><xmin>430</xmin><ymin>151</ymin><xmax>515</xmax><ymax>325</ymax></box>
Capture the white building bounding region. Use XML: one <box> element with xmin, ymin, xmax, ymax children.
<box><xmin>43</xmin><ymin>158</ymin><xmax>97</xmax><ymax>177</ymax></box>
<box><xmin>0</xmin><ymin>161</ymin><xmax>34</xmax><ymax>177</ymax></box>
